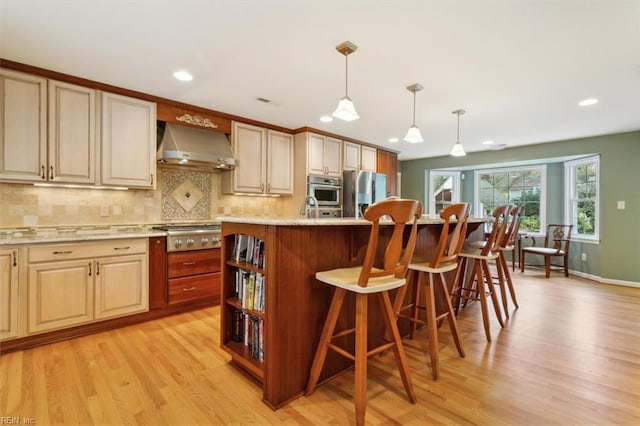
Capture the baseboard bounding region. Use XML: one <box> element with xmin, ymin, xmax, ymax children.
<box><xmin>570</xmin><ymin>269</ymin><xmax>640</xmax><ymax>288</ymax></box>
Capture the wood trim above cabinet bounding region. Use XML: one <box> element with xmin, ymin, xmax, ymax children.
<box><xmin>157</xmin><ymin>103</ymin><xmax>232</xmax><ymax>134</ymax></box>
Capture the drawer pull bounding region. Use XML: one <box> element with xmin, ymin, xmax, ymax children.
<box><xmin>113</xmin><ymin>246</ymin><xmax>131</xmax><ymax>251</ymax></box>
<box><xmin>182</xmin><ymin>286</ymin><xmax>196</xmax><ymax>292</ymax></box>
<box><xmin>183</xmin><ymin>261</ymin><xmax>197</xmax><ymax>266</ymax></box>
<box><xmin>53</xmin><ymin>250</ymin><xmax>73</xmax><ymax>255</ymax></box>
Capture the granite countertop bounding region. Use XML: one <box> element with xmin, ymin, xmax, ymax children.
<box><xmin>0</xmin><ymin>225</ymin><xmax>168</xmax><ymax>245</ymax></box>
<box><xmin>217</xmin><ymin>215</ymin><xmax>490</xmax><ymax>226</ymax></box>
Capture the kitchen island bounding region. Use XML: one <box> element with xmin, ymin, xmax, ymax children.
<box><xmin>218</xmin><ymin>215</ymin><xmax>486</xmax><ymax>409</ymax></box>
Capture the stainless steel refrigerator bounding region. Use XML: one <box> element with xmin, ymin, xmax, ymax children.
<box><xmin>342</xmin><ymin>170</ymin><xmax>387</xmax><ymax>218</ymax></box>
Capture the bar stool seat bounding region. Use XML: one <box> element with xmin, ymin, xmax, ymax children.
<box><xmin>306</xmin><ymin>198</ymin><xmax>422</xmax><ymax>426</ymax></box>
<box><xmin>394</xmin><ymin>203</ymin><xmax>470</xmax><ymax>380</ymax></box>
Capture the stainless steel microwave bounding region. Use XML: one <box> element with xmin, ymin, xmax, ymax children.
<box><xmin>307</xmin><ymin>175</ymin><xmax>341</xmax><ymax>206</ymax></box>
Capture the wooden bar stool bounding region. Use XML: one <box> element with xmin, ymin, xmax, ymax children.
<box><xmin>495</xmin><ymin>206</ymin><xmax>524</xmax><ymax>317</ymax></box>
<box><xmin>451</xmin><ymin>204</ymin><xmax>509</xmax><ymax>342</ymax></box>
<box><xmin>305</xmin><ymin>198</ymin><xmax>422</xmax><ymax>426</ymax></box>
<box><xmin>393</xmin><ymin>203</ymin><xmax>470</xmax><ymax>379</ymax></box>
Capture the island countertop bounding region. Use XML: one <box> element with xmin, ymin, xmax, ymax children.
<box><xmin>217</xmin><ymin>215</ymin><xmax>489</xmax><ymax>226</ymax></box>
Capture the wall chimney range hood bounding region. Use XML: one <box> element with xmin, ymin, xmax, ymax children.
<box><xmin>157</xmin><ymin>122</ymin><xmax>237</xmax><ymax>171</ymax></box>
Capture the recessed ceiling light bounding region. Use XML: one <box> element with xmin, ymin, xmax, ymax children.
<box><xmin>482</xmin><ymin>140</ymin><xmax>495</xmax><ymax>145</ymax></box>
<box><xmin>578</xmin><ymin>98</ymin><xmax>598</xmax><ymax>106</ymax></box>
<box><xmin>320</xmin><ymin>115</ymin><xmax>333</xmax><ymax>123</ymax></box>
<box><xmin>388</xmin><ymin>137</ymin><xmax>399</xmax><ymax>143</ymax></box>
<box><xmin>173</xmin><ymin>70</ymin><xmax>193</xmax><ymax>81</ymax></box>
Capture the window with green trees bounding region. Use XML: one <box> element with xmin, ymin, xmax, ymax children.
<box><xmin>565</xmin><ymin>156</ymin><xmax>599</xmax><ymax>240</ymax></box>
<box><xmin>475</xmin><ymin>166</ymin><xmax>546</xmax><ymax>233</ymax></box>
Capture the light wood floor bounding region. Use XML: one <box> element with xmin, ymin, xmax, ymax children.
<box><xmin>2</xmin><ymin>271</ymin><xmax>639</xmax><ymax>425</ymax></box>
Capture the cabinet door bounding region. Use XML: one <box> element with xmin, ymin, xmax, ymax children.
<box><xmin>95</xmin><ymin>254</ymin><xmax>148</xmax><ymax>320</ymax></box>
<box><xmin>361</xmin><ymin>146</ymin><xmax>377</xmax><ymax>172</ymax></box>
<box><xmin>48</xmin><ymin>80</ymin><xmax>96</xmax><ymax>184</ymax></box>
<box><xmin>324</xmin><ymin>137</ymin><xmax>342</xmax><ymax>177</ymax></box>
<box><xmin>376</xmin><ymin>150</ymin><xmax>398</xmax><ymax>196</ymax></box>
<box><xmin>230</xmin><ymin>122</ymin><xmax>267</xmax><ymax>193</ymax></box>
<box><xmin>0</xmin><ymin>248</ymin><xmax>19</xmax><ymax>341</ymax></box>
<box><xmin>0</xmin><ymin>69</ymin><xmax>47</xmax><ymax>182</ymax></box>
<box><xmin>266</xmin><ymin>130</ymin><xmax>293</xmax><ymax>194</ymax></box>
<box><xmin>343</xmin><ymin>141</ymin><xmax>360</xmax><ymax>171</ymax></box>
<box><xmin>101</xmin><ymin>92</ymin><xmax>156</xmax><ymax>188</ymax></box>
<box><xmin>307</xmin><ymin>133</ymin><xmax>326</xmax><ymax>175</ymax></box>
<box><xmin>27</xmin><ymin>259</ymin><xmax>93</xmax><ymax>334</ymax></box>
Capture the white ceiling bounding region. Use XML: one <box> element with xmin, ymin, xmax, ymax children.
<box><xmin>2</xmin><ymin>0</ymin><xmax>639</xmax><ymax>160</ymax></box>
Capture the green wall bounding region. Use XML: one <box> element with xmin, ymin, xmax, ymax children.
<box><xmin>400</xmin><ymin>131</ymin><xmax>640</xmax><ymax>284</ymax></box>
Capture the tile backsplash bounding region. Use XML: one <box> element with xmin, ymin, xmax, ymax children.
<box><xmin>0</xmin><ymin>168</ymin><xmax>297</xmax><ymax>228</ymax></box>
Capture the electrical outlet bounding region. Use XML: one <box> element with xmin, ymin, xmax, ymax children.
<box><xmin>617</xmin><ymin>200</ymin><xmax>625</xmax><ymax>210</ymax></box>
<box><xmin>100</xmin><ymin>205</ymin><xmax>109</xmax><ymax>217</ymax></box>
<box><xmin>581</xmin><ymin>253</ymin><xmax>587</xmax><ymax>262</ymax></box>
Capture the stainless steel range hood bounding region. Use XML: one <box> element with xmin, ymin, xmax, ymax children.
<box><xmin>157</xmin><ymin>122</ymin><xmax>236</xmax><ymax>171</ymax></box>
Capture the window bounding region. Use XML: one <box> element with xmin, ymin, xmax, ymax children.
<box><xmin>475</xmin><ymin>165</ymin><xmax>546</xmax><ymax>233</ymax></box>
<box><xmin>565</xmin><ymin>156</ymin><xmax>599</xmax><ymax>241</ymax></box>
<box><xmin>427</xmin><ymin>171</ymin><xmax>461</xmax><ymax>216</ymax></box>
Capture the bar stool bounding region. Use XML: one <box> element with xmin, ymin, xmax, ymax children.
<box><xmin>452</xmin><ymin>204</ymin><xmax>509</xmax><ymax>342</ymax></box>
<box><xmin>393</xmin><ymin>202</ymin><xmax>470</xmax><ymax>379</ymax></box>
<box><xmin>306</xmin><ymin>198</ymin><xmax>422</xmax><ymax>426</ymax></box>
<box><xmin>496</xmin><ymin>206</ymin><xmax>524</xmax><ymax>316</ymax></box>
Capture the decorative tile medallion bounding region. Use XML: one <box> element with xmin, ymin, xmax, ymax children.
<box><xmin>161</xmin><ymin>168</ymin><xmax>211</xmax><ymax>220</ymax></box>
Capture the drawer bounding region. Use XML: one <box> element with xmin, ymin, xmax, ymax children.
<box><xmin>167</xmin><ymin>248</ymin><xmax>221</xmax><ymax>278</ymax></box>
<box><xmin>29</xmin><ymin>238</ymin><xmax>147</xmax><ymax>263</ymax></box>
<box><xmin>168</xmin><ymin>272</ymin><xmax>220</xmax><ymax>305</ymax></box>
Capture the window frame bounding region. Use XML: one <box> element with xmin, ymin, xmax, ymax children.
<box><xmin>564</xmin><ymin>155</ymin><xmax>600</xmax><ymax>242</ymax></box>
<box><xmin>474</xmin><ymin>165</ymin><xmax>547</xmax><ymax>235</ymax></box>
<box><xmin>425</xmin><ymin>170</ymin><xmax>461</xmax><ymax>217</ymax></box>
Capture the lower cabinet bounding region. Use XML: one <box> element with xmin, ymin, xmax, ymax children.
<box><xmin>167</xmin><ymin>248</ymin><xmax>221</xmax><ymax>305</ymax></box>
<box><xmin>0</xmin><ymin>248</ymin><xmax>20</xmax><ymax>341</ymax></box>
<box><xmin>26</xmin><ymin>238</ymin><xmax>148</xmax><ymax>335</ymax></box>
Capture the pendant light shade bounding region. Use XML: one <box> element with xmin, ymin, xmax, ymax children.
<box><xmin>332</xmin><ymin>41</ymin><xmax>359</xmax><ymax>121</ymax></box>
<box><xmin>450</xmin><ymin>109</ymin><xmax>467</xmax><ymax>157</ymax></box>
<box><xmin>404</xmin><ymin>83</ymin><xmax>424</xmax><ymax>143</ymax></box>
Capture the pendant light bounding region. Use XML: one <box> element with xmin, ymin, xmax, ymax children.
<box><xmin>404</xmin><ymin>83</ymin><xmax>424</xmax><ymax>143</ymax></box>
<box><xmin>450</xmin><ymin>109</ymin><xmax>467</xmax><ymax>156</ymax></box>
<box><xmin>332</xmin><ymin>41</ymin><xmax>359</xmax><ymax>121</ymax></box>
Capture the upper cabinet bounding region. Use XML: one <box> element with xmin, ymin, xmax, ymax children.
<box><xmin>343</xmin><ymin>141</ymin><xmax>360</xmax><ymax>171</ymax></box>
<box><xmin>377</xmin><ymin>150</ymin><xmax>398</xmax><ymax>196</ymax></box>
<box><xmin>100</xmin><ymin>92</ymin><xmax>156</xmax><ymax>188</ymax></box>
<box><xmin>0</xmin><ymin>68</ymin><xmax>156</xmax><ymax>188</ymax></box>
<box><xmin>48</xmin><ymin>80</ymin><xmax>96</xmax><ymax>184</ymax></box>
<box><xmin>0</xmin><ymin>69</ymin><xmax>47</xmax><ymax>182</ymax></box>
<box><xmin>222</xmin><ymin>122</ymin><xmax>293</xmax><ymax>195</ymax></box>
<box><xmin>343</xmin><ymin>141</ymin><xmax>376</xmax><ymax>172</ymax></box>
<box><xmin>306</xmin><ymin>133</ymin><xmax>342</xmax><ymax>177</ymax></box>
<box><xmin>361</xmin><ymin>145</ymin><xmax>377</xmax><ymax>172</ymax></box>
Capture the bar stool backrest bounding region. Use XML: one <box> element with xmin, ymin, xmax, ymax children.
<box><xmin>502</xmin><ymin>206</ymin><xmax>525</xmax><ymax>248</ymax></box>
<box><xmin>358</xmin><ymin>198</ymin><xmax>423</xmax><ymax>287</ymax></box>
<box><xmin>481</xmin><ymin>205</ymin><xmax>510</xmax><ymax>257</ymax></box>
<box><xmin>430</xmin><ymin>203</ymin><xmax>471</xmax><ymax>268</ymax></box>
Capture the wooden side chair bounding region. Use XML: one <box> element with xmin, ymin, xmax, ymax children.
<box><xmin>451</xmin><ymin>204</ymin><xmax>509</xmax><ymax>342</ymax></box>
<box><xmin>521</xmin><ymin>224</ymin><xmax>573</xmax><ymax>277</ymax></box>
<box><xmin>305</xmin><ymin>198</ymin><xmax>422</xmax><ymax>426</ymax></box>
<box><xmin>393</xmin><ymin>202</ymin><xmax>470</xmax><ymax>379</ymax></box>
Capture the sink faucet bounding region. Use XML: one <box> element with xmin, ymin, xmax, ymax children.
<box><xmin>300</xmin><ymin>195</ymin><xmax>319</xmax><ymax>218</ymax></box>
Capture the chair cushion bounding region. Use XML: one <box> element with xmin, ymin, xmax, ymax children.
<box><xmin>409</xmin><ymin>261</ymin><xmax>458</xmax><ymax>273</ymax></box>
<box><xmin>315</xmin><ymin>266</ymin><xmax>407</xmax><ymax>294</ymax></box>
<box><xmin>522</xmin><ymin>247</ymin><xmax>565</xmax><ymax>255</ymax></box>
